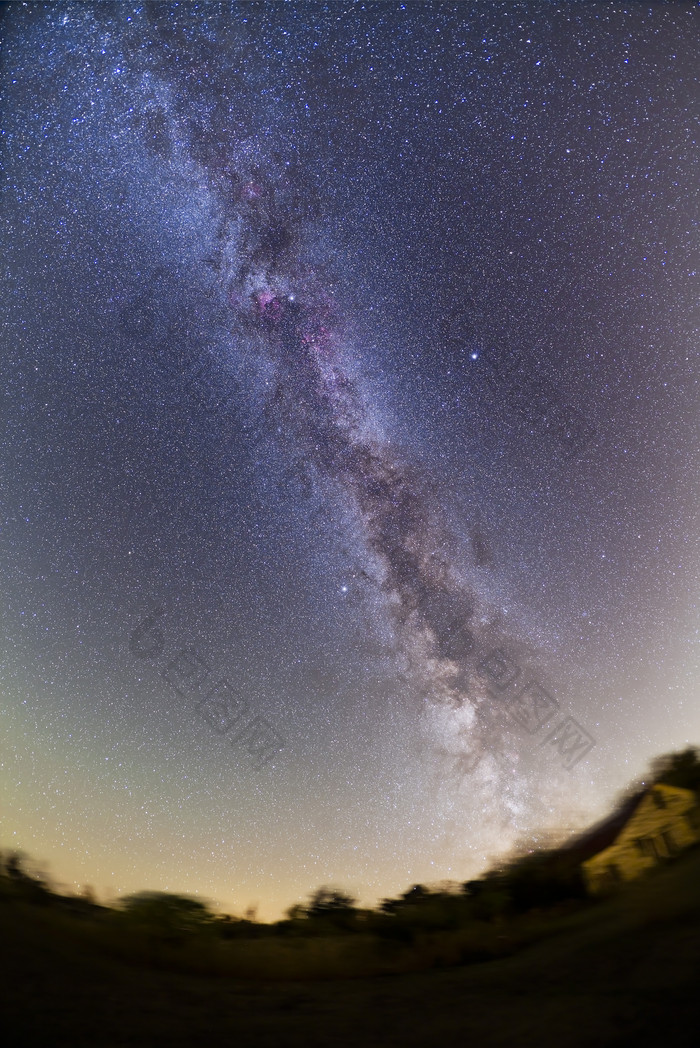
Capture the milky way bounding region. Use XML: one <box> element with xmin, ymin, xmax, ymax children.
<box><xmin>160</xmin><ymin>86</ymin><xmax>541</xmax><ymax>793</ymax></box>
<box><xmin>144</xmin><ymin>25</ymin><xmax>598</xmax><ymax>816</ymax></box>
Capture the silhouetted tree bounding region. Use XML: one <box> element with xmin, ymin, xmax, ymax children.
<box><xmin>500</xmin><ymin>851</ymin><xmax>586</xmax><ymax>913</ymax></box>
<box><xmin>5</xmin><ymin>850</ymin><xmax>27</xmax><ymax>879</ymax></box>
<box><xmin>379</xmin><ymin>884</ymin><xmax>433</xmax><ymax>914</ymax></box>
<box><xmin>297</xmin><ymin>886</ymin><xmax>358</xmax><ymax>932</ymax></box>
<box><xmin>399</xmin><ymin>884</ymin><xmax>430</xmax><ymax>905</ymax></box>
<box><xmin>81</xmin><ymin>884</ymin><xmax>97</xmax><ymax>905</ymax></box>
<box><xmin>461</xmin><ymin>873</ymin><xmax>511</xmax><ymax>920</ymax></box>
<box><xmin>118</xmin><ymin>891</ymin><xmax>213</xmax><ymax>943</ymax></box>
<box><xmin>305</xmin><ymin>886</ymin><xmax>356</xmax><ymax>918</ymax></box>
<box><xmin>651</xmin><ymin>747</ymin><xmax>700</xmax><ymax>792</ymax></box>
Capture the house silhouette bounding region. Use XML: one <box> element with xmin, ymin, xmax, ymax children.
<box><xmin>581</xmin><ymin>783</ymin><xmax>700</xmax><ymax>894</ymax></box>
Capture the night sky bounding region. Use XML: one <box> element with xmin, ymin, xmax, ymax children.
<box><xmin>2</xmin><ymin>1</ymin><xmax>699</xmax><ymax>921</ymax></box>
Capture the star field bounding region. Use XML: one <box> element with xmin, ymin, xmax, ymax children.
<box><xmin>1</xmin><ymin>1</ymin><xmax>699</xmax><ymax>920</ymax></box>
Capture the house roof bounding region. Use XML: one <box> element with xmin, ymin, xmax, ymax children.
<box><xmin>572</xmin><ymin>783</ymin><xmax>698</xmax><ymax>866</ymax></box>
<box><xmin>560</xmin><ymin>789</ymin><xmax>647</xmax><ymax>864</ymax></box>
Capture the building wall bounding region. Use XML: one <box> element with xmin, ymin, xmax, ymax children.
<box><xmin>583</xmin><ymin>785</ymin><xmax>700</xmax><ymax>894</ymax></box>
